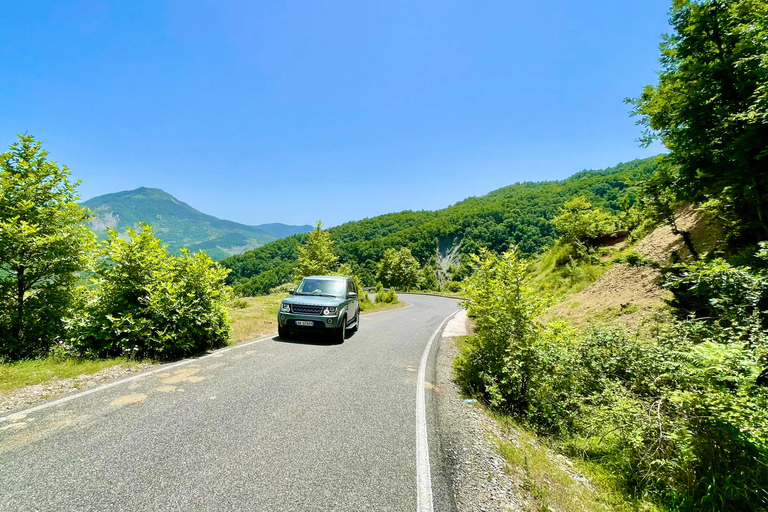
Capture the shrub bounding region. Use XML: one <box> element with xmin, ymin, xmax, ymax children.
<box><xmin>454</xmin><ymin>245</ymin><xmax>768</xmax><ymax>510</ymax></box>
<box><xmin>664</xmin><ymin>258</ymin><xmax>768</xmax><ymax>329</ymax></box>
<box><xmin>72</xmin><ymin>224</ymin><xmax>231</xmax><ymax>360</ymax></box>
<box><xmin>268</xmin><ymin>282</ymin><xmax>297</xmax><ymax>295</ymax></box>
<box><xmin>375</xmin><ymin>288</ymin><xmax>398</xmax><ymax>304</ymax></box>
<box><xmin>445</xmin><ymin>281</ymin><xmax>463</xmax><ymax>293</ymax></box>
<box><xmin>454</xmin><ymin>247</ymin><xmax>550</xmax><ymax>413</ymax></box>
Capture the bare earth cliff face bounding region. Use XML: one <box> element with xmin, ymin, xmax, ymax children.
<box><xmin>540</xmin><ymin>206</ymin><xmax>721</xmax><ymax>330</ymax></box>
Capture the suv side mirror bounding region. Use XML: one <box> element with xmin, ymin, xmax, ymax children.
<box><xmin>289</xmin><ymin>289</ymin><xmax>295</xmax><ymax>295</ymax></box>
<box><xmin>348</xmin><ymin>292</ymin><xmax>357</xmax><ymax>298</ymax></box>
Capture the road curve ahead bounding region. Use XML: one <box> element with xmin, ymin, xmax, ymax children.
<box><xmin>0</xmin><ymin>294</ymin><xmax>461</xmax><ymax>512</ymax></box>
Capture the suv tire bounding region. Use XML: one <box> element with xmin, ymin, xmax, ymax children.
<box><xmin>334</xmin><ymin>316</ymin><xmax>346</xmax><ymax>344</ymax></box>
<box><xmin>278</xmin><ymin>326</ymin><xmax>290</xmax><ymax>339</ymax></box>
<box><xmin>350</xmin><ymin>310</ymin><xmax>359</xmax><ymax>333</ymax></box>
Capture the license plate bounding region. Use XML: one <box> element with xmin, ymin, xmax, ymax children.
<box><xmin>296</xmin><ymin>320</ymin><xmax>314</xmax><ymax>327</ymax></box>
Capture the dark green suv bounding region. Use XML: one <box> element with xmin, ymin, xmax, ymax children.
<box><xmin>277</xmin><ymin>275</ymin><xmax>360</xmax><ymax>343</ymax></box>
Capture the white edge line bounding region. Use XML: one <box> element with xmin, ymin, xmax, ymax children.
<box><xmin>416</xmin><ymin>308</ymin><xmax>461</xmax><ymax>512</ymax></box>
<box><xmin>0</xmin><ymin>334</ymin><xmax>275</xmax><ymax>423</ymax></box>
<box><xmin>360</xmin><ymin>301</ymin><xmax>414</xmax><ymax>319</ymax></box>
<box><xmin>1</xmin><ymin>300</ymin><xmax>421</xmax><ymax>422</ymax></box>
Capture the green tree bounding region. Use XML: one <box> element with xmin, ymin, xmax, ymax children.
<box><xmin>629</xmin><ymin>0</ymin><xmax>768</xmax><ymax>238</ymax></box>
<box><xmin>293</xmin><ymin>221</ymin><xmax>338</xmax><ymax>281</ymax></box>
<box><xmin>73</xmin><ymin>224</ymin><xmax>231</xmax><ymax>359</ymax></box>
<box><xmin>0</xmin><ymin>135</ymin><xmax>94</xmax><ymax>360</ymax></box>
<box><xmin>454</xmin><ymin>247</ymin><xmax>550</xmax><ymax>411</ymax></box>
<box><xmin>551</xmin><ymin>196</ymin><xmax>617</xmax><ymax>244</ymax></box>
<box><xmin>377</xmin><ymin>247</ymin><xmax>422</xmax><ymax>290</ymax></box>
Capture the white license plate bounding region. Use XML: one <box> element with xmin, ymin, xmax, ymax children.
<box><xmin>296</xmin><ymin>320</ymin><xmax>314</xmax><ymax>327</ymax></box>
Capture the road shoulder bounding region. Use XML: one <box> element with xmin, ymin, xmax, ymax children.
<box><xmin>436</xmin><ymin>320</ymin><xmax>523</xmax><ymax>511</ymax></box>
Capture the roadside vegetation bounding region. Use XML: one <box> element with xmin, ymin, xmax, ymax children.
<box><xmin>2</xmin><ymin>2</ymin><xmax>766</xmax><ymax>508</ymax></box>
<box><xmin>454</xmin><ymin>1</ymin><xmax>768</xmax><ymax>510</ymax></box>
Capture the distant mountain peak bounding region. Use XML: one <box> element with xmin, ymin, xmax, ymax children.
<box><xmin>81</xmin><ymin>187</ymin><xmax>312</xmax><ymax>259</ymax></box>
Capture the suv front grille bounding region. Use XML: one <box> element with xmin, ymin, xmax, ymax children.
<box><xmin>291</xmin><ymin>304</ymin><xmax>324</xmax><ymax>315</ymax></box>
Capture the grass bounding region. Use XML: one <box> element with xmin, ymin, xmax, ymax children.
<box><xmin>227</xmin><ymin>293</ymin><xmax>288</xmax><ymax>344</ymax></box>
<box><xmin>529</xmin><ymin>241</ymin><xmax>646</xmax><ymax>301</ymax></box>
<box><xmin>489</xmin><ymin>411</ymin><xmax>659</xmax><ymax>512</ymax></box>
<box><xmin>0</xmin><ymin>357</ymin><xmax>143</xmax><ymax>394</ymax></box>
<box><xmin>1</xmin><ymin>292</ymin><xmax>408</xmax><ymax>398</ymax></box>
<box><xmin>360</xmin><ymin>300</ymin><xmax>407</xmax><ymax>314</ymax></box>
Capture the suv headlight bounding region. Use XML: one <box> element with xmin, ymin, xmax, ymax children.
<box><xmin>280</xmin><ymin>303</ymin><xmax>291</xmax><ymax>313</ymax></box>
<box><xmin>323</xmin><ymin>307</ymin><xmax>338</xmax><ymax>316</ymax></box>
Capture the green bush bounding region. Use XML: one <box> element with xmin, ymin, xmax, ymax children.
<box><xmin>375</xmin><ymin>288</ymin><xmax>398</xmax><ymax>304</ymax></box>
<box><xmin>71</xmin><ymin>224</ymin><xmax>231</xmax><ymax>360</ymax></box>
<box><xmin>268</xmin><ymin>282</ymin><xmax>297</xmax><ymax>295</ymax></box>
<box><xmin>454</xmin><ymin>246</ymin><xmax>768</xmax><ymax>510</ymax></box>
<box><xmin>445</xmin><ymin>281</ymin><xmax>463</xmax><ymax>293</ymax></box>
<box><xmin>664</xmin><ymin>258</ymin><xmax>768</xmax><ymax>330</ymax></box>
<box><xmin>454</xmin><ymin>247</ymin><xmax>550</xmax><ymax>413</ymax></box>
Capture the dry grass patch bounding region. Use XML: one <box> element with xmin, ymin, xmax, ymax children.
<box><xmin>227</xmin><ymin>293</ymin><xmax>288</xmax><ymax>345</ymax></box>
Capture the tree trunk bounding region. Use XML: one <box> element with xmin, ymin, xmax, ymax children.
<box><xmin>670</xmin><ymin>214</ymin><xmax>699</xmax><ymax>261</ymax></box>
<box><xmin>752</xmin><ymin>174</ymin><xmax>768</xmax><ymax>238</ymax></box>
<box><xmin>14</xmin><ymin>266</ymin><xmax>25</xmax><ymax>350</ymax></box>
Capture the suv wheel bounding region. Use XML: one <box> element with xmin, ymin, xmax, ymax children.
<box><xmin>334</xmin><ymin>316</ymin><xmax>346</xmax><ymax>344</ymax></box>
<box><xmin>278</xmin><ymin>326</ymin><xmax>290</xmax><ymax>339</ymax></box>
<box><xmin>350</xmin><ymin>310</ymin><xmax>359</xmax><ymax>333</ymax></box>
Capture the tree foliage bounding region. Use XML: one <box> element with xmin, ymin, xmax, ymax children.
<box><xmin>224</xmin><ymin>159</ymin><xmax>655</xmax><ymax>295</ymax></box>
<box><xmin>0</xmin><ymin>135</ymin><xmax>94</xmax><ymax>360</ymax></box>
<box><xmin>630</xmin><ymin>0</ymin><xmax>768</xmax><ymax>240</ymax></box>
<box><xmin>72</xmin><ymin>224</ymin><xmax>231</xmax><ymax>360</ymax></box>
<box><xmin>551</xmin><ymin>196</ymin><xmax>617</xmax><ymax>245</ymax></box>
<box><xmin>377</xmin><ymin>247</ymin><xmax>422</xmax><ymax>290</ymax></box>
<box><xmin>292</xmin><ymin>221</ymin><xmax>338</xmax><ymax>282</ymax></box>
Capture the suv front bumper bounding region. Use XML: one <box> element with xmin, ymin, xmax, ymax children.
<box><xmin>278</xmin><ymin>312</ymin><xmax>343</xmax><ymax>330</ymax></box>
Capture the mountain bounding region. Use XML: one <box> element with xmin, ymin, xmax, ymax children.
<box><xmin>81</xmin><ymin>187</ymin><xmax>312</xmax><ymax>260</ymax></box>
<box><xmin>222</xmin><ymin>157</ymin><xmax>660</xmax><ymax>294</ymax></box>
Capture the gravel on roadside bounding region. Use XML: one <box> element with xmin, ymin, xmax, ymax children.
<box><xmin>0</xmin><ymin>363</ymin><xmax>153</xmax><ymax>414</ymax></box>
<box><xmin>436</xmin><ymin>330</ymin><xmax>524</xmax><ymax>511</ymax></box>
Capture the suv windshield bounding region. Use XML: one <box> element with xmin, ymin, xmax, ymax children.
<box><xmin>295</xmin><ymin>278</ymin><xmax>346</xmax><ymax>297</ymax></box>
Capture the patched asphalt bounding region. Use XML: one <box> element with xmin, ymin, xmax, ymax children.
<box><xmin>0</xmin><ymin>294</ymin><xmax>461</xmax><ymax>511</ymax></box>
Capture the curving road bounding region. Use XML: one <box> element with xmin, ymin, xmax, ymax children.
<box><xmin>0</xmin><ymin>294</ymin><xmax>461</xmax><ymax>512</ymax></box>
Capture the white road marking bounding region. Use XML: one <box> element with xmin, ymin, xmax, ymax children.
<box><xmin>0</xmin><ymin>334</ymin><xmax>275</xmax><ymax>423</ymax></box>
<box><xmin>416</xmin><ymin>308</ymin><xmax>461</xmax><ymax>512</ymax></box>
<box><xmin>1</xmin><ymin>300</ymin><xmax>424</xmax><ymax>423</ymax></box>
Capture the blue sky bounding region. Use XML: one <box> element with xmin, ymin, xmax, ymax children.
<box><xmin>1</xmin><ymin>1</ymin><xmax>670</xmax><ymax>227</ymax></box>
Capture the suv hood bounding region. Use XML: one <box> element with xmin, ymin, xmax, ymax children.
<box><xmin>283</xmin><ymin>295</ymin><xmax>345</xmax><ymax>307</ymax></box>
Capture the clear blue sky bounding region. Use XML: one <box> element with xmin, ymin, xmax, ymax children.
<box><xmin>1</xmin><ymin>1</ymin><xmax>669</xmax><ymax>227</ymax></box>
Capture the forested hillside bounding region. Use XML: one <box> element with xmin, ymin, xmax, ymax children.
<box><xmin>82</xmin><ymin>187</ymin><xmax>312</xmax><ymax>260</ymax></box>
<box><xmin>223</xmin><ymin>157</ymin><xmax>657</xmax><ymax>294</ymax></box>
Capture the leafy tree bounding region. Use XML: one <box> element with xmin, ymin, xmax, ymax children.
<box><xmin>629</xmin><ymin>0</ymin><xmax>768</xmax><ymax>239</ymax></box>
<box><xmin>73</xmin><ymin>224</ymin><xmax>231</xmax><ymax>360</ymax></box>
<box><xmin>0</xmin><ymin>135</ymin><xmax>94</xmax><ymax>360</ymax></box>
<box><xmin>454</xmin><ymin>247</ymin><xmax>550</xmax><ymax>411</ymax></box>
<box><xmin>293</xmin><ymin>221</ymin><xmax>338</xmax><ymax>281</ymax></box>
<box><xmin>377</xmin><ymin>247</ymin><xmax>422</xmax><ymax>290</ymax></box>
<box><xmin>551</xmin><ymin>196</ymin><xmax>617</xmax><ymax>245</ymax></box>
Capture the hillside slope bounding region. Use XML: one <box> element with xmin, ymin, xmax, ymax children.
<box><xmin>82</xmin><ymin>188</ymin><xmax>312</xmax><ymax>259</ymax></box>
<box><xmin>224</xmin><ymin>157</ymin><xmax>660</xmax><ymax>294</ymax></box>
<box><xmin>539</xmin><ymin>206</ymin><xmax>724</xmax><ymax>329</ymax></box>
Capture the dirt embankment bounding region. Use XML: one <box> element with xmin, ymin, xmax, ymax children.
<box><xmin>539</xmin><ymin>206</ymin><xmax>722</xmax><ymax>330</ymax></box>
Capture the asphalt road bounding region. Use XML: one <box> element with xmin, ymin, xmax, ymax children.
<box><xmin>0</xmin><ymin>294</ymin><xmax>461</xmax><ymax>512</ymax></box>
